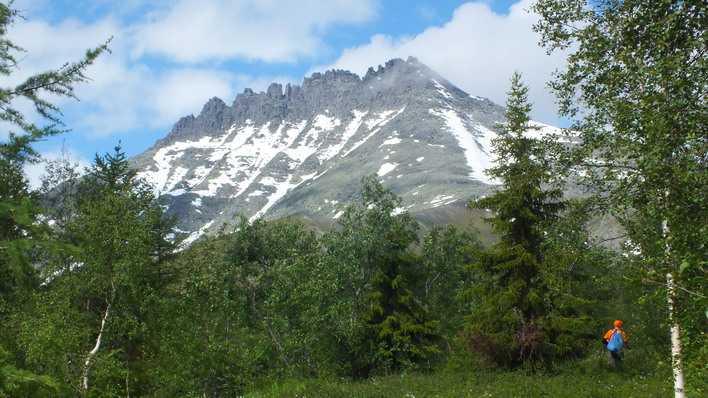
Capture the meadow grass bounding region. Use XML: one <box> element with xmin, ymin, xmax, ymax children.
<box><xmin>245</xmin><ymin>350</ymin><xmax>672</xmax><ymax>398</ymax></box>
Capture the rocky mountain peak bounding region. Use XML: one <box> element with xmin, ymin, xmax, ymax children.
<box><xmin>159</xmin><ymin>57</ymin><xmax>458</xmax><ymax>147</ymax></box>
<box><xmin>363</xmin><ymin>57</ymin><xmax>427</xmax><ymax>79</ymax></box>
<box><xmin>131</xmin><ymin>58</ymin><xmax>558</xmax><ymax>248</ymax></box>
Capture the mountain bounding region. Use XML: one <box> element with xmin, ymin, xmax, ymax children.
<box><xmin>131</xmin><ymin>57</ymin><xmax>560</xmax><ymax>247</ymax></box>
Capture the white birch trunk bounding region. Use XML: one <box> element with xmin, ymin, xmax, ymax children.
<box><xmin>663</xmin><ymin>207</ymin><xmax>686</xmax><ymax>398</ymax></box>
<box><xmin>81</xmin><ymin>302</ymin><xmax>111</xmax><ymax>393</ymax></box>
<box><xmin>666</xmin><ymin>272</ymin><xmax>686</xmax><ymax>398</ymax></box>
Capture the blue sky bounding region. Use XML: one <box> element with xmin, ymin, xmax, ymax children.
<box><xmin>11</xmin><ymin>0</ymin><xmax>567</xmax><ymax>185</ymax></box>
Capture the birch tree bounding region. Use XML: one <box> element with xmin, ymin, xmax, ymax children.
<box><xmin>21</xmin><ymin>147</ymin><xmax>173</xmax><ymax>396</ymax></box>
<box><xmin>533</xmin><ymin>0</ymin><xmax>707</xmax><ymax>393</ymax></box>
<box><xmin>71</xmin><ymin>146</ymin><xmax>173</xmax><ymax>395</ymax></box>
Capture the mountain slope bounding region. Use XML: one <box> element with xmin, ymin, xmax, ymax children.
<box><xmin>132</xmin><ymin>57</ymin><xmax>559</xmax><ymax>246</ymax></box>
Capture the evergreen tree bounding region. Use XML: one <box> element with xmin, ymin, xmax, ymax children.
<box><xmin>465</xmin><ymin>73</ymin><xmax>587</xmax><ymax>367</ymax></box>
<box><xmin>366</xmin><ymin>251</ymin><xmax>440</xmax><ymax>372</ymax></box>
<box><xmin>534</xmin><ymin>0</ymin><xmax>706</xmax><ymax>392</ymax></box>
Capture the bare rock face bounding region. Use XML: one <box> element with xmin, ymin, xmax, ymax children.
<box><xmin>131</xmin><ymin>57</ymin><xmax>560</xmax><ymax>247</ymax></box>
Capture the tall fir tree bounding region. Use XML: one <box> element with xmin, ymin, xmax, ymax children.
<box><xmin>533</xmin><ymin>0</ymin><xmax>706</xmax><ymax>393</ymax></box>
<box><xmin>465</xmin><ymin>73</ymin><xmax>589</xmax><ymax>367</ymax></box>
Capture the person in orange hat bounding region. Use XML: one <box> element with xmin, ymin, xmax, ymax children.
<box><xmin>603</xmin><ymin>320</ymin><xmax>628</xmax><ymax>367</ymax></box>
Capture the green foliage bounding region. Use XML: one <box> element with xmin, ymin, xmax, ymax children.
<box><xmin>0</xmin><ymin>2</ymin><xmax>109</xmax><ymax>394</ymax></box>
<box><xmin>19</xmin><ymin>146</ymin><xmax>173</xmax><ymax>396</ymax></box>
<box><xmin>365</xmin><ymin>252</ymin><xmax>440</xmax><ymax>372</ymax></box>
<box><xmin>474</xmin><ymin>73</ymin><xmax>564</xmax><ymax>250</ymax></box>
<box><xmin>465</xmin><ymin>73</ymin><xmax>593</xmax><ymax>367</ymax></box>
<box><xmin>224</xmin><ymin>217</ymin><xmax>322</xmax><ymax>373</ymax></box>
<box><xmin>146</xmin><ymin>201</ymin><xmax>438</xmax><ymax>394</ymax></box>
<box><xmin>145</xmin><ymin>217</ymin><xmax>322</xmax><ymax>396</ymax></box>
<box><xmin>144</xmin><ymin>235</ymin><xmax>261</xmax><ymax>397</ymax></box>
<box><xmin>533</xmin><ymin>0</ymin><xmax>707</xmax><ymax>391</ymax></box>
<box><xmin>0</xmin><ymin>346</ymin><xmax>60</xmax><ymax>398</ymax></box>
<box><xmin>0</xmin><ymin>0</ymin><xmax>699</xmax><ymax>393</ymax></box>
<box><xmin>421</xmin><ymin>225</ymin><xmax>481</xmax><ymax>336</ymax></box>
<box><xmin>318</xmin><ymin>176</ymin><xmax>441</xmax><ymax>377</ymax></box>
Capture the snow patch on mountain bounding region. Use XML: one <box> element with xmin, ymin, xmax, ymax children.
<box><xmin>429</xmin><ymin>108</ymin><xmax>494</xmax><ymax>184</ymax></box>
<box><xmin>343</xmin><ymin>107</ymin><xmax>406</xmax><ymax>157</ymax></box>
<box><xmin>380</xmin><ymin>136</ymin><xmax>402</xmax><ymax>146</ymax></box>
<box><xmin>179</xmin><ymin>219</ymin><xmax>215</xmax><ymax>250</ymax></box>
<box><xmin>432</xmin><ymin>79</ymin><xmax>454</xmax><ymax>101</ymax></box>
<box><xmin>377</xmin><ymin>163</ymin><xmax>398</xmax><ymax>176</ymax></box>
<box><xmin>312</xmin><ymin>114</ymin><xmax>341</xmax><ymax>131</ymax></box>
<box><xmin>319</xmin><ymin>110</ymin><xmax>368</xmax><ymax>161</ymax></box>
<box><xmin>250</xmin><ymin>172</ymin><xmax>317</xmax><ymax>222</ymax></box>
<box><xmin>430</xmin><ymin>194</ymin><xmax>457</xmax><ymax>207</ymax></box>
<box><xmin>139</xmin><ymin>131</ymin><xmax>233</xmax><ymax>194</ymax></box>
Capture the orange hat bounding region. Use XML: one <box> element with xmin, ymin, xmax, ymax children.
<box><xmin>613</xmin><ymin>320</ymin><xmax>623</xmax><ymax>328</ymax></box>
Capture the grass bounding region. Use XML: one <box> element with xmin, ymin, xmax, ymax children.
<box><xmin>245</xmin><ymin>351</ymin><xmax>672</xmax><ymax>398</ymax></box>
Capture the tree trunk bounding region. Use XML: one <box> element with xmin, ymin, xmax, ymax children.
<box><xmin>666</xmin><ymin>272</ymin><xmax>686</xmax><ymax>398</ymax></box>
<box><xmin>662</xmin><ymin>209</ymin><xmax>686</xmax><ymax>398</ymax></box>
<box><xmin>81</xmin><ymin>301</ymin><xmax>111</xmax><ymax>394</ymax></box>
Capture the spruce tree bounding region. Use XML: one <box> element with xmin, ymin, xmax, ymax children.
<box><xmin>465</xmin><ymin>73</ymin><xmax>581</xmax><ymax>367</ymax></box>
<box><xmin>366</xmin><ymin>251</ymin><xmax>440</xmax><ymax>372</ymax></box>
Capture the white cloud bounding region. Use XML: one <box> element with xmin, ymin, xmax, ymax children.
<box><xmin>316</xmin><ymin>0</ymin><xmax>568</xmax><ymax>124</ymax></box>
<box><xmin>4</xmin><ymin>0</ymin><xmax>376</xmax><ymax>140</ymax></box>
<box><xmin>6</xmin><ymin>16</ymin><xmax>297</xmax><ymax>137</ymax></box>
<box><xmin>72</xmin><ymin>63</ymin><xmax>295</xmax><ymax>135</ymax></box>
<box><xmin>1</xmin><ymin>17</ymin><xmax>120</xmax><ymax>137</ymax></box>
<box><xmin>5</xmin><ymin>0</ymin><xmax>565</xmax><ymax>148</ymax></box>
<box><xmin>132</xmin><ymin>0</ymin><xmax>379</xmax><ymax>63</ymax></box>
<box><xmin>7</xmin><ymin>17</ymin><xmax>145</xmax><ymax>134</ymax></box>
<box><xmin>149</xmin><ymin>69</ymin><xmax>236</xmax><ymax>125</ymax></box>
